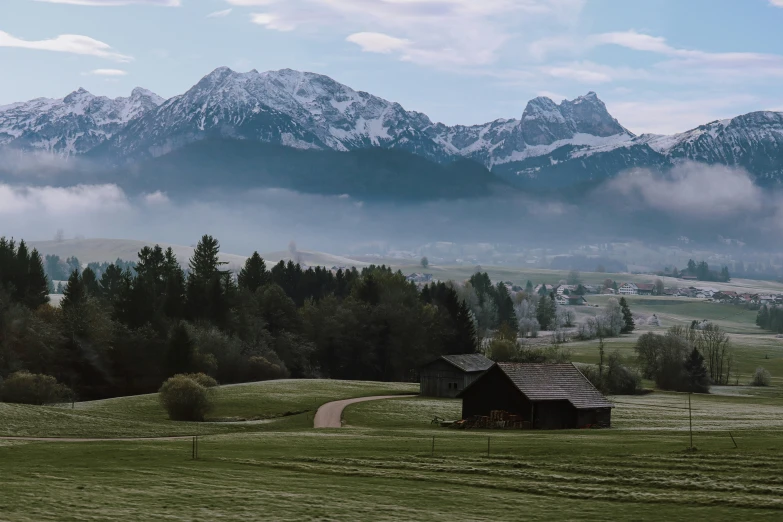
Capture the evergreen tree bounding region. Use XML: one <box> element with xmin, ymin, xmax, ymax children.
<box><xmin>165</xmin><ymin>322</ymin><xmax>194</xmax><ymax>377</ymax></box>
<box><xmin>683</xmin><ymin>347</ymin><xmax>710</xmax><ymax>393</ymax></box>
<box><xmin>525</xmin><ymin>280</ymin><xmax>533</xmax><ymax>294</ymax></box>
<box><xmin>238</xmin><ymin>252</ymin><xmax>269</xmax><ymax>293</ymax></box>
<box><xmin>619</xmin><ymin>297</ymin><xmax>635</xmax><ymax>334</ymax></box>
<box><xmin>495</xmin><ymin>282</ymin><xmax>517</xmax><ymax>332</ymax></box>
<box><xmin>536</xmin><ymin>294</ymin><xmax>557</xmax><ymax>331</ymax></box>
<box><xmin>24</xmin><ymin>249</ymin><xmax>50</xmax><ymax>309</ymax></box>
<box><xmin>81</xmin><ymin>267</ymin><xmax>100</xmax><ymax>296</ymax></box>
<box><xmin>13</xmin><ymin>240</ymin><xmax>30</xmax><ymax>302</ymax></box>
<box><xmin>99</xmin><ymin>264</ymin><xmax>126</xmax><ymax>301</ymax></box>
<box><xmin>61</xmin><ymin>270</ymin><xmax>87</xmax><ymax>310</ymax></box>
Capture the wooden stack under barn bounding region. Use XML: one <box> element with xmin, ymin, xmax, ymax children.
<box><xmin>419</xmin><ymin>354</ymin><xmax>493</xmax><ymax>398</ymax></box>
<box><xmin>458</xmin><ymin>363</ymin><xmax>614</xmax><ymax>429</ymax></box>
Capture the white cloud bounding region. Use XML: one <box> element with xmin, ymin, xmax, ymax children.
<box><xmin>346</xmin><ymin>33</ymin><xmax>411</xmax><ymax>54</ymax></box>
<box><xmin>530</xmin><ymin>30</ymin><xmax>783</xmax><ymax>83</ymax></box>
<box><xmin>83</xmin><ymin>68</ymin><xmax>128</xmax><ymax>76</ymax></box>
<box><xmin>143</xmin><ymin>191</ymin><xmax>170</xmax><ymax>205</ymax></box>
<box><xmin>207</xmin><ymin>8</ymin><xmax>232</xmax><ymax>18</ymax></box>
<box><xmin>0</xmin><ymin>30</ymin><xmax>133</xmax><ymax>62</ymax></box>
<box><xmin>770</xmin><ymin>0</ymin><xmax>783</xmax><ymax>7</ymax></box>
<box><xmin>33</xmin><ymin>0</ymin><xmax>180</xmax><ymax>5</ymax></box>
<box><xmin>237</xmin><ymin>0</ymin><xmax>585</xmax><ymax>67</ymax></box>
<box><xmin>0</xmin><ymin>184</ymin><xmax>130</xmax><ymax>216</ymax></box>
<box><xmin>607</xmin><ymin>162</ymin><xmax>762</xmax><ymax>219</ymax></box>
<box><xmin>250</xmin><ymin>13</ymin><xmax>297</xmax><ymax>32</ymax></box>
<box><xmin>607</xmin><ymin>95</ymin><xmax>757</xmax><ymax>135</ymax></box>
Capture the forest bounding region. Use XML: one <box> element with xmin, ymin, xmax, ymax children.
<box><xmin>0</xmin><ymin>235</ymin><xmax>482</xmax><ymax>400</ymax></box>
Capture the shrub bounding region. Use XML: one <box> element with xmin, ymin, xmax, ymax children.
<box><xmin>0</xmin><ymin>371</ymin><xmax>73</xmax><ymax>405</ymax></box>
<box><xmin>158</xmin><ymin>374</ymin><xmax>214</xmax><ymax>421</ymax></box>
<box><xmin>180</xmin><ymin>373</ymin><xmax>218</xmax><ymax>388</ymax></box>
<box><xmin>247</xmin><ymin>356</ymin><xmax>287</xmax><ymax>381</ymax></box>
<box><xmin>752</xmin><ymin>367</ymin><xmax>772</xmax><ymax>387</ymax></box>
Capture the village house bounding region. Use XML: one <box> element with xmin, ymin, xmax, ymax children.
<box><xmin>618</xmin><ymin>283</ymin><xmax>639</xmax><ymax>295</ymax></box>
<box><xmin>556</xmin><ymin>294</ymin><xmax>587</xmax><ymax>306</ymax></box>
<box><xmin>406</xmin><ymin>273</ymin><xmax>434</xmax><ymax>284</ymax></box>
<box><xmin>458</xmin><ymin>363</ymin><xmax>613</xmax><ymax>429</ymax></box>
<box><xmin>556</xmin><ymin>285</ymin><xmax>577</xmax><ymax>295</ymax></box>
<box><xmin>636</xmin><ymin>283</ymin><xmax>655</xmax><ymax>296</ymax></box>
<box><xmin>419</xmin><ymin>354</ymin><xmax>493</xmax><ymax>398</ymax></box>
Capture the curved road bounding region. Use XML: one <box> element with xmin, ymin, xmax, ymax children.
<box><xmin>314</xmin><ymin>395</ymin><xmax>417</xmax><ymax>428</ymax></box>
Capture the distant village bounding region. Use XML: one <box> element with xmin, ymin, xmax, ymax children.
<box><xmin>400</xmin><ymin>271</ymin><xmax>780</xmax><ymax>308</ymax></box>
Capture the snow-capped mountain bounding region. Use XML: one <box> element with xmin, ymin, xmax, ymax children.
<box><xmin>0</xmin><ymin>87</ymin><xmax>163</xmax><ymax>156</ymax></box>
<box><xmin>96</xmin><ymin>67</ymin><xmax>446</xmax><ymax>162</ymax></box>
<box><xmin>3</xmin><ymin>66</ymin><xmax>783</xmax><ymax>190</ymax></box>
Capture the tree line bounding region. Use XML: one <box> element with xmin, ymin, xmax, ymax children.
<box><xmin>0</xmin><ymin>235</ymin><xmax>478</xmax><ymax>400</ymax></box>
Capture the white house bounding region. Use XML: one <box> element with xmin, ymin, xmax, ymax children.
<box><xmin>618</xmin><ymin>283</ymin><xmax>639</xmax><ymax>295</ymax></box>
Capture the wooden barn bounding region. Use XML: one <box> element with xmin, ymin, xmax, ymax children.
<box><xmin>458</xmin><ymin>363</ymin><xmax>613</xmax><ymax>429</ymax></box>
<box><xmin>419</xmin><ymin>354</ymin><xmax>493</xmax><ymax>398</ymax></box>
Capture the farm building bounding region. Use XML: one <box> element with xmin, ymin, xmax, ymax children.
<box><xmin>458</xmin><ymin>363</ymin><xmax>613</xmax><ymax>429</ymax></box>
<box><xmin>419</xmin><ymin>354</ymin><xmax>493</xmax><ymax>398</ymax></box>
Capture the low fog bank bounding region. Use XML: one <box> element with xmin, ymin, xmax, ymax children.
<box><xmin>1</xmin><ymin>160</ymin><xmax>782</xmax><ymax>258</ymax></box>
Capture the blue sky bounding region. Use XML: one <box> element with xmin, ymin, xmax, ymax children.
<box><xmin>2</xmin><ymin>0</ymin><xmax>783</xmax><ymax>134</ymax></box>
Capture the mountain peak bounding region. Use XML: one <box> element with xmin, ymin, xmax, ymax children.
<box><xmin>63</xmin><ymin>87</ymin><xmax>93</xmax><ymax>104</ymax></box>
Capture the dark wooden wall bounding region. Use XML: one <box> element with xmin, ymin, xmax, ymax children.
<box><xmin>461</xmin><ymin>366</ymin><xmax>532</xmax><ymax>420</ymax></box>
<box><xmin>420</xmin><ymin>360</ymin><xmax>483</xmax><ymax>398</ymax></box>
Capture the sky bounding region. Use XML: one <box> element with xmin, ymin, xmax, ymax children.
<box><xmin>2</xmin><ymin>0</ymin><xmax>783</xmax><ymax>135</ymax></box>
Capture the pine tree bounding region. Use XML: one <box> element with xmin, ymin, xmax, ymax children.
<box><xmin>82</xmin><ymin>267</ymin><xmax>100</xmax><ymax>296</ymax></box>
<box><xmin>13</xmin><ymin>240</ymin><xmax>30</xmax><ymax>302</ymax></box>
<box><xmin>619</xmin><ymin>297</ymin><xmax>635</xmax><ymax>334</ymax></box>
<box><xmin>683</xmin><ymin>347</ymin><xmax>710</xmax><ymax>393</ymax></box>
<box><xmin>61</xmin><ymin>270</ymin><xmax>86</xmax><ymax>310</ymax></box>
<box><xmin>238</xmin><ymin>252</ymin><xmax>269</xmax><ymax>293</ymax></box>
<box><xmin>525</xmin><ymin>280</ymin><xmax>533</xmax><ymax>294</ymax></box>
<box><xmin>24</xmin><ymin>249</ymin><xmax>50</xmax><ymax>309</ymax></box>
<box><xmin>165</xmin><ymin>322</ymin><xmax>194</xmax><ymax>377</ymax></box>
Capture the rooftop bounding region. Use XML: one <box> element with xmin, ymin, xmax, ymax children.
<box><xmin>440</xmin><ymin>353</ymin><xmax>494</xmax><ymax>373</ymax></box>
<box><xmin>496</xmin><ymin>363</ymin><xmax>614</xmax><ymax>409</ymax></box>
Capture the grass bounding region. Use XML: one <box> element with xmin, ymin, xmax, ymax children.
<box><xmin>0</xmin><ymin>379</ymin><xmax>417</xmax><ymax>438</ymax></box>
<box><xmin>6</xmin><ymin>295</ymin><xmax>783</xmax><ymax>520</ymax></box>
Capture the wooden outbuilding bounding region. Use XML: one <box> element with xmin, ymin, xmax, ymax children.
<box><xmin>419</xmin><ymin>354</ymin><xmax>493</xmax><ymax>398</ymax></box>
<box><xmin>458</xmin><ymin>363</ymin><xmax>613</xmax><ymax>429</ymax></box>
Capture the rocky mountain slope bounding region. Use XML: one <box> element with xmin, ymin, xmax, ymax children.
<box><xmin>2</xmin><ymin>66</ymin><xmax>783</xmax><ymax>191</ymax></box>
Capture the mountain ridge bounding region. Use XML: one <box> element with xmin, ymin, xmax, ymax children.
<box><xmin>2</xmin><ymin>66</ymin><xmax>783</xmax><ymax>190</ymax></box>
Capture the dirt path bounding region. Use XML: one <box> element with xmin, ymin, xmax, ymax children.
<box><xmin>314</xmin><ymin>395</ymin><xmax>417</xmax><ymax>428</ymax></box>
<box><xmin>0</xmin><ymin>436</ymin><xmax>193</xmax><ymax>443</ymax></box>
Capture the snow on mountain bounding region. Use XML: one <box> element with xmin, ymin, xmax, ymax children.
<box><xmin>3</xmin><ymin>66</ymin><xmax>783</xmax><ymax>188</ymax></box>
<box><xmin>0</xmin><ymin>87</ymin><xmax>163</xmax><ymax>156</ymax></box>
<box><xmin>99</xmin><ymin>67</ymin><xmax>445</xmax><ymax>162</ymax></box>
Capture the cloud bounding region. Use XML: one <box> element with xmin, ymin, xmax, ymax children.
<box><xmin>607</xmin><ymin>95</ymin><xmax>757</xmax><ymax>135</ymax></box>
<box><xmin>83</xmin><ymin>68</ymin><xmax>128</xmax><ymax>76</ymax></box>
<box><xmin>0</xmin><ymin>30</ymin><xmax>133</xmax><ymax>62</ymax></box>
<box><xmin>605</xmin><ymin>162</ymin><xmax>763</xmax><ymax>219</ymax></box>
<box><xmin>237</xmin><ymin>0</ymin><xmax>585</xmax><ymax>67</ymax></box>
<box><xmin>771</xmin><ymin>0</ymin><xmax>783</xmax><ymax>6</ymax></box>
<box><xmin>530</xmin><ymin>30</ymin><xmax>783</xmax><ymax>83</ymax></box>
<box><xmin>33</xmin><ymin>0</ymin><xmax>180</xmax><ymax>5</ymax></box>
<box><xmin>0</xmin><ymin>184</ymin><xmax>130</xmax><ymax>216</ymax></box>
<box><xmin>142</xmin><ymin>191</ymin><xmax>170</xmax><ymax>205</ymax></box>
<box><xmin>346</xmin><ymin>33</ymin><xmax>411</xmax><ymax>54</ymax></box>
<box><xmin>207</xmin><ymin>8</ymin><xmax>232</xmax><ymax>18</ymax></box>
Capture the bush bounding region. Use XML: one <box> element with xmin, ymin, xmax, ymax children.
<box><xmin>180</xmin><ymin>373</ymin><xmax>218</xmax><ymax>388</ymax></box>
<box><xmin>247</xmin><ymin>356</ymin><xmax>287</xmax><ymax>381</ymax></box>
<box><xmin>752</xmin><ymin>367</ymin><xmax>772</xmax><ymax>387</ymax></box>
<box><xmin>158</xmin><ymin>374</ymin><xmax>214</xmax><ymax>421</ymax></box>
<box><xmin>0</xmin><ymin>371</ymin><xmax>73</xmax><ymax>405</ymax></box>
<box><xmin>577</xmin><ymin>352</ymin><xmax>642</xmax><ymax>395</ymax></box>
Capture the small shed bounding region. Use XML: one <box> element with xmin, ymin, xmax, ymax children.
<box><xmin>419</xmin><ymin>354</ymin><xmax>493</xmax><ymax>398</ymax></box>
<box><xmin>458</xmin><ymin>363</ymin><xmax>613</xmax><ymax>429</ymax></box>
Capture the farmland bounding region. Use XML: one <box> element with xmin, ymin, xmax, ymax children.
<box><xmin>4</xmin><ymin>274</ymin><xmax>783</xmax><ymax>520</ymax></box>
<box><xmin>3</xmin><ymin>377</ymin><xmax>783</xmax><ymax>521</ymax></box>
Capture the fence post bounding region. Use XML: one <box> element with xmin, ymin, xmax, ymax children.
<box><xmin>729</xmin><ymin>431</ymin><xmax>738</xmax><ymax>449</ymax></box>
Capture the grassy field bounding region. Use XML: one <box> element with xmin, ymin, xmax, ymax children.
<box><xmin>5</xmin><ymin>292</ymin><xmax>783</xmax><ymax>520</ymax></box>
<box><xmin>3</xmin><ymin>384</ymin><xmax>783</xmax><ymax>521</ymax></box>
<box><xmin>0</xmin><ymin>380</ymin><xmax>417</xmax><ymax>438</ymax></box>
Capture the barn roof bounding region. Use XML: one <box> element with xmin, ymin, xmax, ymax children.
<box><xmin>495</xmin><ymin>363</ymin><xmax>613</xmax><ymax>409</ymax></box>
<box><xmin>439</xmin><ymin>354</ymin><xmax>494</xmax><ymax>373</ymax></box>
